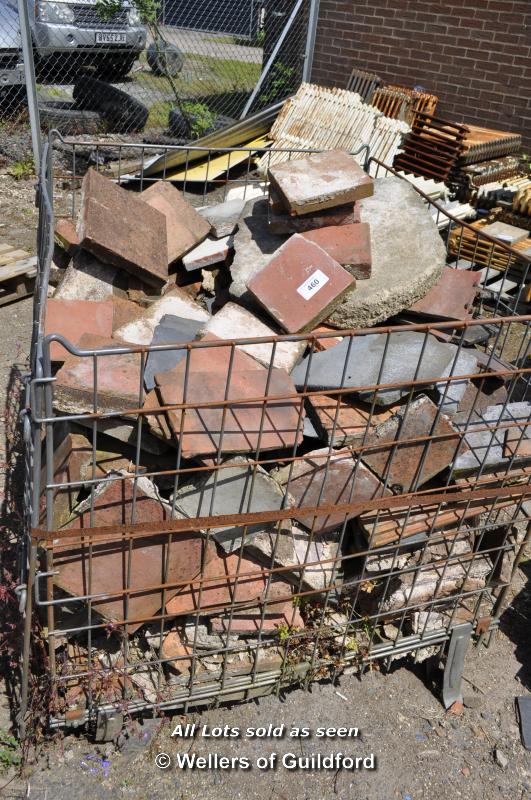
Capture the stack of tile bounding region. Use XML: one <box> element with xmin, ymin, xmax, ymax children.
<box><xmin>370</xmin><ymin>85</ymin><xmax>438</xmax><ymax>124</ymax></box>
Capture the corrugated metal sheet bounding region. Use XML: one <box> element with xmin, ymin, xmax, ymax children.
<box><xmin>256</xmin><ymin>83</ymin><xmax>410</xmax><ymax>176</ymax></box>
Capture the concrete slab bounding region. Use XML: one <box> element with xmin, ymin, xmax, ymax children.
<box><xmin>77</xmin><ymin>168</ymin><xmax>168</xmax><ymax>288</ymax></box>
<box><xmin>247</xmin><ymin>234</ymin><xmax>355</xmax><ymax>334</ymax></box>
<box><xmin>173</xmin><ymin>458</ymin><xmax>288</xmax><ymax>553</ymax></box>
<box><xmin>200</xmin><ymin>302</ymin><xmax>306</xmax><ymax>371</ymax></box>
<box><xmin>198</xmin><ymin>198</ymin><xmax>246</xmax><ymax>238</ymax></box>
<box><xmin>291</xmin><ymin>331</ymin><xmax>463</xmax><ymax>407</ymax></box>
<box><xmin>54</xmin><ymin>250</ymin><xmax>120</xmax><ymax>301</ymax></box>
<box><xmin>327</xmin><ymin>177</ymin><xmax>446</xmax><ymax>328</ymax></box>
<box><xmin>113</xmin><ymin>287</ymin><xmax>209</xmax><ymax>345</ymax></box>
<box><xmin>268</xmin><ymin>150</ymin><xmax>374</xmax><ymax>215</ymax></box>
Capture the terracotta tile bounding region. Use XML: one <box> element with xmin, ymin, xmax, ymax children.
<box><xmin>55</xmin><ymin>218</ymin><xmax>80</xmax><ymax>253</ymax></box>
<box><xmin>302</xmin><ymin>223</ymin><xmax>372</xmax><ymax>279</ymax></box>
<box><xmin>307</xmin><ymin>394</ymin><xmax>393</xmax><ymax>447</ymax></box>
<box><xmin>247</xmin><ymin>234</ymin><xmax>355</xmax><ymax>333</ymax></box>
<box><xmin>210</xmin><ymin>603</ymin><xmax>304</xmax><ymax>633</ymax></box>
<box><xmin>503</xmin><ymin>425</ymin><xmax>531</xmax><ymax>458</ymax></box>
<box><xmin>45</xmin><ymin>299</ymin><xmax>114</xmax><ymax>361</ymax></box>
<box><xmin>268</xmin><ymin>202</ymin><xmax>360</xmax><ymax>235</ymax></box>
<box><xmin>408</xmin><ymin>267</ymin><xmax>480</xmax><ymax>320</ymax></box>
<box><xmin>77</xmin><ymin>168</ymin><xmax>168</xmax><ymax>288</ymax></box>
<box><xmin>141</xmin><ymin>181</ymin><xmax>211</xmax><ymax>263</ymax></box>
<box><xmin>268</xmin><ymin>150</ymin><xmax>374</xmax><ymax>216</ymax></box>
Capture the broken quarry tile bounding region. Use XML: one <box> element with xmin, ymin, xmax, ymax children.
<box><xmin>40</xmin><ymin>432</ymin><xmax>130</xmax><ymax>528</ymax></box>
<box><xmin>200</xmin><ymin>302</ymin><xmax>306</xmax><ymax>372</ymax></box>
<box><xmin>268</xmin><ymin>150</ymin><xmax>374</xmax><ymax>216</ymax></box>
<box><xmin>306</xmin><ymin>394</ymin><xmax>393</xmax><ymax>447</ymax></box>
<box><xmin>451</xmin><ymin>402</ymin><xmax>531</xmax><ymax>476</ymax></box>
<box><xmin>113</xmin><ymin>287</ymin><xmax>209</xmax><ymax>345</ymax></box>
<box><xmin>302</xmin><ymin>223</ymin><xmax>372</xmax><ymax>280</ymax></box>
<box><xmin>157</xmin><ymin>365</ymin><xmax>303</xmax><ymax>458</ymax></box>
<box><xmin>143</xmin><ymin>314</ymin><xmax>204</xmax><ymax>391</ymax></box>
<box><xmin>54</xmin><ymin>250</ymin><xmax>122</xmax><ymax>301</ymax></box>
<box><xmin>408</xmin><ymin>267</ymin><xmax>480</xmax><ymax>320</ymax></box>
<box><xmin>247</xmin><ymin>234</ymin><xmax>355</xmax><ymax>334</ymax></box>
<box><xmin>55</xmin><ymin>218</ymin><xmax>80</xmax><ymax>253</ymax></box>
<box><xmin>360</xmin><ymin>395</ymin><xmax>464</xmax><ymax>492</ymax></box>
<box><xmin>54</xmin><ymin>333</ymin><xmax>141</xmax><ymax>416</ymax></box>
<box><xmin>504</xmin><ymin>425</ymin><xmax>531</xmax><ymax>458</ymax></box>
<box><xmin>311</xmin><ymin>325</ymin><xmax>342</xmax><ymax>351</ymax></box>
<box><xmin>210</xmin><ymin>604</ymin><xmax>302</xmax><ymax>633</ymax></box>
<box><xmin>161</xmin><ymin>629</ymin><xmax>193</xmax><ymax>674</ymax></box>
<box><xmin>268</xmin><ymin>201</ymin><xmax>360</xmax><ymax>235</ymax></box>
<box><xmin>291</xmin><ymin>331</ymin><xmax>467</xmax><ymax>407</ymax></box>
<box><xmin>54</xmin><ymin>474</ymin><xmax>207</xmax><ymax>633</ymax></box>
<box><xmin>327</xmin><ymin>177</ymin><xmax>446</xmax><ymax>329</ymax></box>
<box><xmin>198</xmin><ymin>198</ymin><xmax>245</xmax><ymax>238</ymax></box>
<box><xmin>75</xmin><ymin>416</ymin><xmax>169</xmax><ymax>455</ymax></box>
<box><xmin>166</xmin><ymin>537</ymin><xmax>293</xmax><ymax>615</ymax></box>
<box><xmin>229</xmin><ymin>198</ymin><xmax>288</xmax><ymax>302</ymax></box>
<box><xmin>173</xmin><ymin>458</ymin><xmax>288</xmax><ymax>554</ymax></box>
<box><xmin>45</xmin><ymin>299</ymin><xmax>114</xmax><ymax>361</ymax></box>
<box><xmin>77</xmin><ymin>168</ymin><xmax>168</xmax><ymax>288</ymax></box>
<box><xmin>182</xmin><ymin>235</ymin><xmax>233</xmax><ymax>272</ymax></box>
<box><xmin>141</xmin><ymin>180</ymin><xmax>210</xmax><ymax>263</ymax></box>
<box><xmin>274</xmin><ymin>447</ymin><xmax>389</xmax><ymax>534</ymax></box>
<box><xmin>111</xmin><ymin>296</ymin><xmax>145</xmax><ymax>333</ymax></box>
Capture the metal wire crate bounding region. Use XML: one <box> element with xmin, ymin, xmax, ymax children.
<box><xmin>19</xmin><ymin>136</ymin><xmax>531</xmax><ymax>737</ymax></box>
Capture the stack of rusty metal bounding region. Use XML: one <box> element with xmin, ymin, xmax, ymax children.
<box><xmin>392</xmin><ymin>112</ymin><xmax>468</xmax><ymax>182</ymax></box>
<box><xmin>450</xmin><ymin>125</ymin><xmax>523</xmax><ymax>195</ymax></box>
<box><xmin>370</xmin><ymin>85</ymin><xmax>438</xmax><ymax>124</ymax></box>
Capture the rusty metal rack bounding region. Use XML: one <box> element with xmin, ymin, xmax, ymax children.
<box><xmin>19</xmin><ymin>137</ymin><xmax>531</xmax><ymax>738</ymax></box>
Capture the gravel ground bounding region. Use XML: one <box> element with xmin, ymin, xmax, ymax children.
<box><xmin>0</xmin><ymin>170</ymin><xmax>530</xmax><ymax>800</ymax></box>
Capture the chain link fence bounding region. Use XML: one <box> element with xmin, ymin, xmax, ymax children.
<box><xmin>0</xmin><ymin>0</ymin><xmax>311</xmax><ymax>151</ymax></box>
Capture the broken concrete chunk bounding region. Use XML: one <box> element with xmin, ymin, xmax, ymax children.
<box><xmin>166</xmin><ymin>538</ymin><xmax>293</xmax><ymax>617</ymax></box>
<box><xmin>306</xmin><ymin>394</ymin><xmax>393</xmax><ymax>447</ymax></box>
<box><xmin>268</xmin><ymin>202</ymin><xmax>360</xmax><ymax>235</ymax></box>
<box><xmin>274</xmin><ymin>447</ymin><xmax>389</xmax><ymax>534</ymax></box>
<box><xmin>143</xmin><ymin>314</ymin><xmax>203</xmax><ymax>391</ymax></box>
<box><xmin>198</xmin><ymin>198</ymin><xmax>245</xmax><ymax>238</ymax></box>
<box><xmin>54</xmin><ymin>250</ymin><xmax>119</xmax><ymax>301</ymax></box>
<box><xmin>45</xmin><ymin>299</ymin><xmax>114</xmax><ymax>362</ymax></box>
<box><xmin>200</xmin><ymin>302</ymin><xmax>306</xmax><ymax>372</ymax></box>
<box><xmin>292</xmin><ymin>331</ymin><xmax>465</xmax><ymax>407</ymax></box>
<box><xmin>302</xmin><ymin>223</ymin><xmax>372</xmax><ymax>279</ymax></box>
<box><xmin>247</xmin><ymin>234</ymin><xmax>355</xmax><ymax>334</ymax></box>
<box><xmin>54</xmin><ymin>333</ymin><xmax>141</xmax><ymax>416</ymax></box>
<box><xmin>173</xmin><ymin>458</ymin><xmax>288</xmax><ymax>553</ymax></box>
<box><xmin>113</xmin><ymin>287</ymin><xmax>209</xmax><ymax>345</ymax></box>
<box><xmin>77</xmin><ymin>168</ymin><xmax>168</xmax><ymax>288</ymax></box>
<box><xmin>452</xmin><ymin>402</ymin><xmax>531</xmax><ymax>476</ymax></box>
<box><xmin>54</xmin><ymin>473</ymin><xmax>206</xmax><ymax>633</ymax></box>
<box><xmin>158</xmin><ymin>364</ymin><xmax>304</xmax><ymax>458</ymax></box>
<box><xmin>141</xmin><ymin>180</ymin><xmax>210</xmax><ymax>263</ymax></box>
<box><xmin>182</xmin><ymin>236</ymin><xmax>233</xmax><ymax>272</ymax></box>
<box><xmin>229</xmin><ymin>198</ymin><xmax>288</xmax><ymax>302</ymax></box>
<box><xmin>327</xmin><ymin>177</ymin><xmax>446</xmax><ymax>328</ymax></box>
<box><xmin>361</xmin><ymin>395</ymin><xmax>464</xmax><ymax>491</ymax></box>
<box><xmin>268</xmin><ymin>150</ymin><xmax>374</xmax><ymax>216</ymax></box>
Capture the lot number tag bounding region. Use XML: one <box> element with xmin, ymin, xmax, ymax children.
<box><xmin>296</xmin><ymin>269</ymin><xmax>329</xmax><ymax>300</ymax></box>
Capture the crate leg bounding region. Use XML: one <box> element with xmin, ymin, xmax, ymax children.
<box><xmin>442</xmin><ymin>623</ymin><xmax>473</xmax><ymax>709</ymax></box>
<box><xmin>95</xmin><ymin>709</ymin><xmax>124</xmax><ymax>742</ymax></box>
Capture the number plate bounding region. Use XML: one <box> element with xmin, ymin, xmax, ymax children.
<box><xmin>296</xmin><ymin>269</ymin><xmax>330</xmax><ymax>300</ymax></box>
<box><xmin>95</xmin><ymin>32</ymin><xmax>127</xmax><ymax>44</ymax></box>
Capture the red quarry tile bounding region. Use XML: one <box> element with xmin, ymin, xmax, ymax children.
<box><xmin>268</xmin><ymin>202</ymin><xmax>360</xmax><ymax>235</ymax></box>
<box><xmin>302</xmin><ymin>223</ymin><xmax>372</xmax><ymax>279</ymax></box>
<box><xmin>45</xmin><ymin>299</ymin><xmax>114</xmax><ymax>361</ymax></box>
<box><xmin>141</xmin><ymin>180</ymin><xmax>210</xmax><ymax>263</ymax></box>
<box><xmin>247</xmin><ymin>234</ymin><xmax>355</xmax><ymax>333</ymax></box>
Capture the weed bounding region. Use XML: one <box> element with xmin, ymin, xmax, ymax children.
<box><xmin>0</xmin><ymin>730</ymin><xmax>21</xmax><ymax>773</ymax></box>
<box><xmin>182</xmin><ymin>101</ymin><xmax>216</xmax><ymax>138</ymax></box>
<box><xmin>7</xmin><ymin>158</ymin><xmax>35</xmax><ymax>181</ymax></box>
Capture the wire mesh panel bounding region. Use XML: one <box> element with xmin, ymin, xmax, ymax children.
<box><xmin>21</xmin><ymin>138</ymin><xmax>531</xmax><ymax>734</ymax></box>
<box><xmin>0</xmin><ymin>1</ymin><xmax>27</xmax><ymax>124</ymax></box>
<box><xmin>12</xmin><ymin>0</ymin><xmax>310</xmax><ymax>141</ymax></box>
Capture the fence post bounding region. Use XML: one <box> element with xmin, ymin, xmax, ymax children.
<box><xmin>17</xmin><ymin>0</ymin><xmax>41</xmax><ymax>173</ymax></box>
<box><xmin>302</xmin><ymin>0</ymin><xmax>319</xmax><ymax>82</ymax></box>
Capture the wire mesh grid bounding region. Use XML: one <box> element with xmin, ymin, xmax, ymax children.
<box><xmin>4</xmin><ymin>0</ymin><xmax>310</xmax><ymax>141</ymax></box>
<box><xmin>20</xmin><ymin>137</ymin><xmax>531</xmax><ymax>733</ymax></box>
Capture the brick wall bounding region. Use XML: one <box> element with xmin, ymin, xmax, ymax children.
<box><xmin>311</xmin><ymin>0</ymin><xmax>531</xmax><ymax>149</ymax></box>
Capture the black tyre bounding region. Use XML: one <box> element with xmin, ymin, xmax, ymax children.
<box><xmin>93</xmin><ymin>53</ymin><xmax>137</xmax><ymax>82</ymax></box>
<box><xmin>73</xmin><ymin>76</ymin><xmax>148</xmax><ymax>133</ymax></box>
<box><xmin>147</xmin><ymin>41</ymin><xmax>184</xmax><ymax>77</ymax></box>
<box><xmin>38</xmin><ymin>100</ymin><xmax>103</xmax><ymax>135</ymax></box>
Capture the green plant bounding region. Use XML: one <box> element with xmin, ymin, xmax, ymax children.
<box><xmin>7</xmin><ymin>158</ymin><xmax>35</xmax><ymax>181</ymax></box>
<box><xmin>259</xmin><ymin>62</ymin><xmax>296</xmax><ymax>106</ymax></box>
<box><xmin>181</xmin><ymin>101</ymin><xmax>215</xmax><ymax>138</ymax></box>
<box><xmin>0</xmin><ymin>730</ymin><xmax>21</xmax><ymax>773</ymax></box>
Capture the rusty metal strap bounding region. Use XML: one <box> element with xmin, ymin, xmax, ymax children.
<box><xmin>32</xmin><ymin>483</ymin><xmax>531</xmax><ymax>545</ymax></box>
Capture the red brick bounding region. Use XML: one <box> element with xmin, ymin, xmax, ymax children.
<box><xmin>247</xmin><ymin>234</ymin><xmax>355</xmax><ymax>334</ymax></box>
<box><xmin>302</xmin><ymin>223</ymin><xmax>372</xmax><ymax>280</ymax></box>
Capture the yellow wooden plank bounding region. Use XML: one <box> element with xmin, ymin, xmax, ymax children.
<box><xmin>164</xmin><ymin>136</ymin><xmax>271</xmax><ymax>182</ymax></box>
<box><xmin>0</xmin><ymin>249</ymin><xmax>30</xmax><ymax>266</ymax></box>
<box><xmin>0</xmin><ymin>244</ymin><xmax>15</xmax><ymax>255</ymax></box>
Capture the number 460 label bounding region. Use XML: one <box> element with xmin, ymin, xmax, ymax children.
<box><xmin>296</xmin><ymin>269</ymin><xmax>330</xmax><ymax>301</ymax></box>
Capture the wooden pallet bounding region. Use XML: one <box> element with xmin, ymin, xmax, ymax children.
<box><xmin>0</xmin><ymin>244</ymin><xmax>37</xmax><ymax>306</ymax></box>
